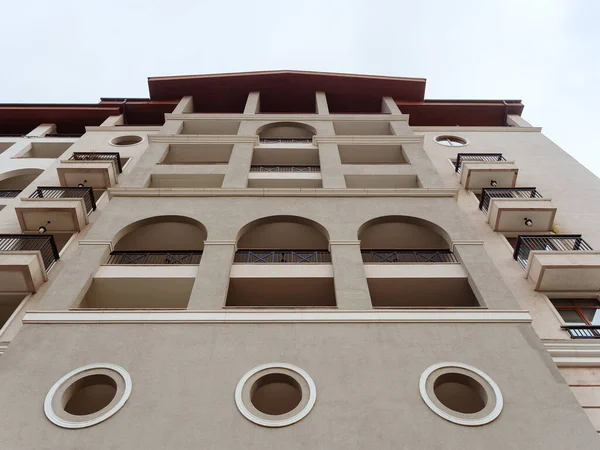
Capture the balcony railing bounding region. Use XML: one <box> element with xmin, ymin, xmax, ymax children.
<box><xmin>513</xmin><ymin>235</ymin><xmax>593</xmax><ymax>268</ymax></box>
<box><xmin>259</xmin><ymin>138</ymin><xmax>313</xmax><ymax>144</ymax></box>
<box><xmin>361</xmin><ymin>250</ymin><xmax>458</xmax><ymax>263</ymax></box>
<box><xmin>106</xmin><ymin>251</ymin><xmax>203</xmax><ymax>265</ymax></box>
<box><xmin>455</xmin><ymin>153</ymin><xmax>505</xmax><ymax>174</ymax></box>
<box><xmin>0</xmin><ymin>190</ymin><xmax>21</xmax><ymax>198</ymax></box>
<box><xmin>29</xmin><ymin>186</ymin><xmax>96</xmax><ymax>215</ymax></box>
<box><xmin>563</xmin><ymin>325</ymin><xmax>600</xmax><ymax>339</ymax></box>
<box><xmin>479</xmin><ymin>187</ymin><xmax>543</xmax><ymax>214</ymax></box>
<box><xmin>69</xmin><ymin>152</ymin><xmax>123</xmax><ymax>174</ymax></box>
<box><xmin>250</xmin><ymin>165</ymin><xmax>320</xmax><ymax>173</ymax></box>
<box><xmin>0</xmin><ymin>234</ymin><xmax>59</xmax><ymax>272</ymax></box>
<box><xmin>234</xmin><ymin>250</ymin><xmax>331</xmax><ymax>263</ymax></box>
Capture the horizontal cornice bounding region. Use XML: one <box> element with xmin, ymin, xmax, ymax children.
<box><xmin>544</xmin><ymin>340</ymin><xmax>600</xmax><ymax>367</ymax></box>
<box><xmin>164</xmin><ymin>113</ymin><xmax>410</xmax><ymax>122</ymax></box>
<box><xmin>149</xmin><ymin>134</ymin><xmax>258</xmax><ymax>144</ymax></box>
<box><xmin>412</xmin><ymin>126</ymin><xmax>542</xmax><ymax>133</ymax></box>
<box><xmin>314</xmin><ymin>135</ymin><xmax>423</xmax><ymax>145</ymax></box>
<box><xmin>107</xmin><ymin>187</ymin><xmax>459</xmax><ymax>198</ymax></box>
<box><xmin>23</xmin><ymin>309</ymin><xmax>531</xmax><ymax>324</ymax></box>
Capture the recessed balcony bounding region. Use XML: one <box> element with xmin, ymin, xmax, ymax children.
<box><xmin>455</xmin><ymin>153</ymin><xmax>518</xmax><ymax>191</ymax></box>
<box><xmin>0</xmin><ymin>190</ymin><xmax>21</xmax><ymax>198</ymax></box>
<box><xmin>344</xmin><ymin>174</ymin><xmax>419</xmax><ymax>189</ymax></box>
<box><xmin>514</xmin><ymin>235</ymin><xmax>600</xmax><ymax>292</ymax></box>
<box><xmin>57</xmin><ymin>152</ymin><xmax>121</xmax><ymax>191</ymax></box>
<box><xmin>247</xmin><ymin>166</ymin><xmax>322</xmax><ymax>188</ymax></box>
<box><xmin>257</xmin><ymin>122</ymin><xmax>315</xmax><ymax>145</ymax></box>
<box><xmin>0</xmin><ymin>235</ymin><xmax>59</xmax><ymax>293</ymax></box>
<box><xmin>15</xmin><ymin>187</ymin><xmax>96</xmax><ymax>233</ymax></box>
<box><xmin>159</xmin><ymin>144</ymin><xmax>233</xmax><ymax>165</ymax></box>
<box><xmin>479</xmin><ymin>187</ymin><xmax>556</xmax><ymax>232</ymax></box>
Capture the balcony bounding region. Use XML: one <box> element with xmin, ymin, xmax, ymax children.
<box><xmin>227</xmin><ymin>216</ymin><xmax>335</xmax><ymax>307</ymax></box>
<box><xmin>514</xmin><ymin>235</ymin><xmax>600</xmax><ymax>292</ymax></box>
<box><xmin>259</xmin><ymin>138</ymin><xmax>313</xmax><ymax>144</ymax></box>
<box><xmin>15</xmin><ymin>187</ymin><xmax>96</xmax><ymax>233</ymax></box>
<box><xmin>562</xmin><ymin>326</ymin><xmax>600</xmax><ymax>339</ymax></box>
<box><xmin>57</xmin><ymin>152</ymin><xmax>121</xmax><ymax>191</ymax></box>
<box><xmin>479</xmin><ymin>188</ymin><xmax>556</xmax><ymax>232</ymax></box>
<box><xmin>0</xmin><ymin>190</ymin><xmax>20</xmax><ymax>198</ymax></box>
<box><xmin>359</xmin><ymin>217</ymin><xmax>478</xmax><ymax>307</ymax></box>
<box><xmin>69</xmin><ymin>152</ymin><xmax>123</xmax><ymax>174</ymax></box>
<box><xmin>0</xmin><ymin>235</ymin><xmax>59</xmax><ymax>293</ymax></box>
<box><xmin>159</xmin><ymin>144</ymin><xmax>233</xmax><ymax>165</ymax></box>
<box><xmin>455</xmin><ymin>153</ymin><xmax>518</xmax><ymax>191</ymax></box>
<box><xmin>106</xmin><ymin>251</ymin><xmax>202</xmax><ymax>265</ymax></box>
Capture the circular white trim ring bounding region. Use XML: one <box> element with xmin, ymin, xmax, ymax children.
<box><xmin>109</xmin><ymin>135</ymin><xmax>144</xmax><ymax>147</ymax></box>
<box><xmin>419</xmin><ymin>362</ymin><xmax>503</xmax><ymax>426</ymax></box>
<box><xmin>433</xmin><ymin>135</ymin><xmax>469</xmax><ymax>147</ymax></box>
<box><xmin>235</xmin><ymin>362</ymin><xmax>316</xmax><ymax>427</ymax></box>
<box><xmin>44</xmin><ymin>363</ymin><xmax>132</xmax><ymax>429</ymax></box>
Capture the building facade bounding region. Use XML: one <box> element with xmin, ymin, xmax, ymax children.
<box><xmin>0</xmin><ymin>71</ymin><xmax>599</xmax><ymax>448</ymax></box>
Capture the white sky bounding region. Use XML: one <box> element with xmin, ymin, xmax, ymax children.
<box><xmin>0</xmin><ymin>0</ymin><xmax>598</xmax><ymax>175</ymax></box>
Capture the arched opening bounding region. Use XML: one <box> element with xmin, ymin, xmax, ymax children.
<box><xmin>228</xmin><ymin>216</ymin><xmax>335</xmax><ymax>307</ymax></box>
<box><xmin>0</xmin><ymin>168</ymin><xmax>43</xmax><ymax>193</ymax></box>
<box><xmin>258</xmin><ymin>122</ymin><xmax>315</xmax><ymax>141</ymax></box>
<box><xmin>358</xmin><ymin>216</ymin><xmax>477</xmax><ymax>308</ymax></box>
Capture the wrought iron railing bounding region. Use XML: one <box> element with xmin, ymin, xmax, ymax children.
<box><xmin>250</xmin><ymin>165</ymin><xmax>320</xmax><ymax>173</ymax></box>
<box><xmin>259</xmin><ymin>138</ymin><xmax>313</xmax><ymax>144</ymax></box>
<box><xmin>29</xmin><ymin>186</ymin><xmax>96</xmax><ymax>215</ymax></box>
<box><xmin>45</xmin><ymin>133</ymin><xmax>84</xmax><ymax>138</ymax></box>
<box><xmin>513</xmin><ymin>235</ymin><xmax>593</xmax><ymax>268</ymax></box>
<box><xmin>234</xmin><ymin>250</ymin><xmax>331</xmax><ymax>263</ymax></box>
<box><xmin>0</xmin><ymin>190</ymin><xmax>21</xmax><ymax>198</ymax></box>
<box><xmin>69</xmin><ymin>152</ymin><xmax>123</xmax><ymax>174</ymax></box>
<box><xmin>106</xmin><ymin>251</ymin><xmax>203</xmax><ymax>265</ymax></box>
<box><xmin>361</xmin><ymin>250</ymin><xmax>458</xmax><ymax>263</ymax></box>
<box><xmin>479</xmin><ymin>187</ymin><xmax>543</xmax><ymax>214</ymax></box>
<box><xmin>563</xmin><ymin>326</ymin><xmax>600</xmax><ymax>339</ymax></box>
<box><xmin>0</xmin><ymin>234</ymin><xmax>59</xmax><ymax>272</ymax></box>
<box><xmin>455</xmin><ymin>153</ymin><xmax>505</xmax><ymax>174</ymax></box>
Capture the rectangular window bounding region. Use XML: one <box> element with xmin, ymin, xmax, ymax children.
<box><xmin>552</xmin><ymin>298</ymin><xmax>600</xmax><ymax>325</ymax></box>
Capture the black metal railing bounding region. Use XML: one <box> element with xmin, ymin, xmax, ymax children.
<box><xmin>250</xmin><ymin>165</ymin><xmax>320</xmax><ymax>173</ymax></box>
<box><xmin>259</xmin><ymin>138</ymin><xmax>313</xmax><ymax>144</ymax></box>
<box><xmin>513</xmin><ymin>235</ymin><xmax>593</xmax><ymax>268</ymax></box>
<box><xmin>0</xmin><ymin>190</ymin><xmax>21</xmax><ymax>198</ymax></box>
<box><xmin>29</xmin><ymin>186</ymin><xmax>96</xmax><ymax>215</ymax></box>
<box><xmin>45</xmin><ymin>133</ymin><xmax>84</xmax><ymax>138</ymax></box>
<box><xmin>361</xmin><ymin>250</ymin><xmax>458</xmax><ymax>263</ymax></box>
<box><xmin>0</xmin><ymin>234</ymin><xmax>59</xmax><ymax>272</ymax></box>
<box><xmin>69</xmin><ymin>152</ymin><xmax>123</xmax><ymax>174</ymax></box>
<box><xmin>106</xmin><ymin>251</ymin><xmax>203</xmax><ymax>265</ymax></box>
<box><xmin>234</xmin><ymin>250</ymin><xmax>331</xmax><ymax>263</ymax></box>
<box><xmin>455</xmin><ymin>153</ymin><xmax>505</xmax><ymax>173</ymax></box>
<box><xmin>563</xmin><ymin>326</ymin><xmax>600</xmax><ymax>339</ymax></box>
<box><xmin>479</xmin><ymin>187</ymin><xmax>543</xmax><ymax>214</ymax></box>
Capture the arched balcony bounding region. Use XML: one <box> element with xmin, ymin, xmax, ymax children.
<box><xmin>79</xmin><ymin>216</ymin><xmax>206</xmax><ymax>309</ymax></box>
<box><xmin>0</xmin><ymin>169</ymin><xmax>43</xmax><ymax>197</ymax></box>
<box><xmin>359</xmin><ymin>216</ymin><xmax>477</xmax><ymax>308</ymax></box>
<box><xmin>227</xmin><ymin>216</ymin><xmax>335</xmax><ymax>307</ymax></box>
<box><xmin>252</xmin><ymin>123</ymin><xmax>320</xmax><ymax>188</ymax></box>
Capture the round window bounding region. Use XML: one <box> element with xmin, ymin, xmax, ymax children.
<box><xmin>419</xmin><ymin>362</ymin><xmax>503</xmax><ymax>426</ymax></box>
<box><xmin>110</xmin><ymin>135</ymin><xmax>143</xmax><ymax>146</ymax></box>
<box><xmin>435</xmin><ymin>135</ymin><xmax>468</xmax><ymax>147</ymax></box>
<box><xmin>235</xmin><ymin>363</ymin><xmax>316</xmax><ymax>427</ymax></box>
<box><xmin>44</xmin><ymin>363</ymin><xmax>132</xmax><ymax>429</ymax></box>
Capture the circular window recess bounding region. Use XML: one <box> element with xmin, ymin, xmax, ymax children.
<box><xmin>110</xmin><ymin>135</ymin><xmax>143</xmax><ymax>146</ymax></box>
<box><xmin>44</xmin><ymin>363</ymin><xmax>132</xmax><ymax>429</ymax></box>
<box><xmin>235</xmin><ymin>363</ymin><xmax>316</xmax><ymax>427</ymax></box>
<box><xmin>419</xmin><ymin>362</ymin><xmax>503</xmax><ymax>426</ymax></box>
<box><xmin>435</xmin><ymin>135</ymin><xmax>468</xmax><ymax>147</ymax></box>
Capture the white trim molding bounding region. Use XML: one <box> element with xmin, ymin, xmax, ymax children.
<box><xmin>544</xmin><ymin>341</ymin><xmax>600</xmax><ymax>367</ymax></box>
<box><xmin>24</xmin><ymin>309</ymin><xmax>532</xmax><ymax>324</ymax></box>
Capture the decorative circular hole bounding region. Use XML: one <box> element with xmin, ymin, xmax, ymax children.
<box><xmin>435</xmin><ymin>135</ymin><xmax>468</xmax><ymax>147</ymax></box>
<box><xmin>44</xmin><ymin>363</ymin><xmax>132</xmax><ymax>429</ymax></box>
<box><xmin>235</xmin><ymin>363</ymin><xmax>316</xmax><ymax>427</ymax></box>
<box><xmin>420</xmin><ymin>362</ymin><xmax>503</xmax><ymax>426</ymax></box>
<box><xmin>250</xmin><ymin>373</ymin><xmax>302</xmax><ymax>415</ymax></box>
<box><xmin>110</xmin><ymin>135</ymin><xmax>143</xmax><ymax>146</ymax></box>
<box><xmin>63</xmin><ymin>374</ymin><xmax>118</xmax><ymax>416</ymax></box>
<box><xmin>433</xmin><ymin>372</ymin><xmax>487</xmax><ymax>414</ymax></box>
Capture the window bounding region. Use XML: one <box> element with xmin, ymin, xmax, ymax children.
<box><xmin>552</xmin><ymin>298</ymin><xmax>600</xmax><ymax>326</ymax></box>
<box><xmin>435</xmin><ymin>135</ymin><xmax>467</xmax><ymax>147</ymax></box>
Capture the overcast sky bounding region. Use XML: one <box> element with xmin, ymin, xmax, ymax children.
<box><xmin>1</xmin><ymin>1</ymin><xmax>598</xmax><ymax>175</ymax></box>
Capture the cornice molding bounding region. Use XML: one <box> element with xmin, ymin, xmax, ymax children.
<box><xmin>314</xmin><ymin>135</ymin><xmax>423</xmax><ymax>145</ymax></box>
<box><xmin>85</xmin><ymin>126</ymin><xmax>162</xmax><ymax>132</ymax></box>
<box><xmin>23</xmin><ymin>309</ymin><xmax>531</xmax><ymax>324</ymax></box>
<box><xmin>412</xmin><ymin>126</ymin><xmax>542</xmax><ymax>133</ymax></box>
<box><xmin>544</xmin><ymin>340</ymin><xmax>600</xmax><ymax>367</ymax></box>
<box><xmin>107</xmin><ymin>187</ymin><xmax>460</xmax><ymax>198</ymax></box>
<box><xmin>164</xmin><ymin>113</ymin><xmax>410</xmax><ymax>122</ymax></box>
<box><xmin>149</xmin><ymin>134</ymin><xmax>258</xmax><ymax>144</ymax></box>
